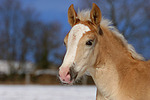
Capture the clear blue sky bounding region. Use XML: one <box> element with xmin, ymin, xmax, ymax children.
<box><xmin>22</xmin><ymin>0</ymin><xmax>80</xmax><ymax>31</ymax></box>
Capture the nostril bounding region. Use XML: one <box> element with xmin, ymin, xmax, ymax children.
<box><xmin>63</xmin><ymin>79</ymin><xmax>65</xmax><ymax>81</ymax></box>
<box><xmin>66</xmin><ymin>72</ymin><xmax>70</xmax><ymax>76</ymax></box>
<box><xmin>73</xmin><ymin>62</ymin><xmax>75</xmax><ymax>66</ymax></box>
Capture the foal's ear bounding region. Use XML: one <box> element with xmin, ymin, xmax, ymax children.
<box><xmin>90</xmin><ymin>3</ymin><xmax>102</xmax><ymax>26</ymax></box>
<box><xmin>68</xmin><ymin>4</ymin><xmax>78</xmax><ymax>27</ymax></box>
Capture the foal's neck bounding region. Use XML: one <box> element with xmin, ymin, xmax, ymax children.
<box><xmin>89</xmin><ymin>28</ymin><xmax>134</xmax><ymax>99</ymax></box>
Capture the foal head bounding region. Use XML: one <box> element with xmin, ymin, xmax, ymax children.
<box><xmin>59</xmin><ymin>3</ymin><xmax>102</xmax><ymax>84</ymax></box>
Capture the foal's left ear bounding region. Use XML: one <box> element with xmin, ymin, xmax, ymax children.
<box><xmin>68</xmin><ymin>4</ymin><xmax>78</xmax><ymax>27</ymax></box>
<box><xmin>90</xmin><ymin>3</ymin><xmax>102</xmax><ymax>26</ymax></box>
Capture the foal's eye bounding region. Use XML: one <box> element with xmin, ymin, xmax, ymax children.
<box><xmin>86</xmin><ymin>40</ymin><xmax>93</xmax><ymax>46</ymax></box>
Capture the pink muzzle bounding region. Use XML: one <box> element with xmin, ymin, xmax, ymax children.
<box><xmin>59</xmin><ymin>66</ymin><xmax>71</xmax><ymax>83</ymax></box>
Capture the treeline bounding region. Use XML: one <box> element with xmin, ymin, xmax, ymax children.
<box><xmin>0</xmin><ymin>0</ymin><xmax>61</xmax><ymax>69</ymax></box>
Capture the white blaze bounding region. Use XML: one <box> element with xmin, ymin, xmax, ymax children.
<box><xmin>62</xmin><ymin>24</ymin><xmax>90</xmax><ymax>68</ymax></box>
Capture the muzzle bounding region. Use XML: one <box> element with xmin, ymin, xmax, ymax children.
<box><xmin>59</xmin><ymin>64</ymin><xmax>78</xmax><ymax>84</ymax></box>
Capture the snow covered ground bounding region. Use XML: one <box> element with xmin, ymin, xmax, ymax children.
<box><xmin>0</xmin><ymin>85</ymin><xmax>96</xmax><ymax>100</ymax></box>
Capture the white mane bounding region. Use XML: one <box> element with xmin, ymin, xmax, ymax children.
<box><xmin>77</xmin><ymin>10</ymin><xmax>144</xmax><ymax>61</ymax></box>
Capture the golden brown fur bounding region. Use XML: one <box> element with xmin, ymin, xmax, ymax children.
<box><xmin>63</xmin><ymin>3</ymin><xmax>150</xmax><ymax>100</ymax></box>
<box><xmin>93</xmin><ymin>24</ymin><xmax>150</xmax><ymax>100</ymax></box>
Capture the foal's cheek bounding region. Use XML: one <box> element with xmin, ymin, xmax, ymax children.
<box><xmin>83</xmin><ymin>51</ymin><xmax>89</xmax><ymax>59</ymax></box>
<box><xmin>84</xmin><ymin>48</ymin><xmax>94</xmax><ymax>59</ymax></box>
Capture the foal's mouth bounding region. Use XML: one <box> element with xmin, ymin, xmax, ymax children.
<box><xmin>60</xmin><ymin>67</ymin><xmax>78</xmax><ymax>85</ymax></box>
<box><xmin>69</xmin><ymin>67</ymin><xmax>78</xmax><ymax>83</ymax></box>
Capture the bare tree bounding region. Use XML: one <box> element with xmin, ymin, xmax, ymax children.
<box><xmin>33</xmin><ymin>22</ymin><xmax>61</xmax><ymax>69</ymax></box>
<box><xmin>0</xmin><ymin>0</ymin><xmax>62</xmax><ymax>73</ymax></box>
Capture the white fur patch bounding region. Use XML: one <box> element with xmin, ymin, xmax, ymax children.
<box><xmin>62</xmin><ymin>24</ymin><xmax>90</xmax><ymax>67</ymax></box>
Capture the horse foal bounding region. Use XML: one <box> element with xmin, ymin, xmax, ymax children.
<box><xmin>59</xmin><ymin>3</ymin><xmax>150</xmax><ymax>100</ymax></box>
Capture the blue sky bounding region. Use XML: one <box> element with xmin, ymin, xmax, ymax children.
<box><xmin>22</xmin><ymin>0</ymin><xmax>80</xmax><ymax>31</ymax></box>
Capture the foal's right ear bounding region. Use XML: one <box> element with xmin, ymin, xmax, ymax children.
<box><xmin>68</xmin><ymin>4</ymin><xmax>78</xmax><ymax>27</ymax></box>
<box><xmin>90</xmin><ymin>3</ymin><xmax>102</xmax><ymax>26</ymax></box>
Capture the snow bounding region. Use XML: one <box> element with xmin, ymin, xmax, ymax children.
<box><xmin>0</xmin><ymin>85</ymin><xmax>96</xmax><ymax>100</ymax></box>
